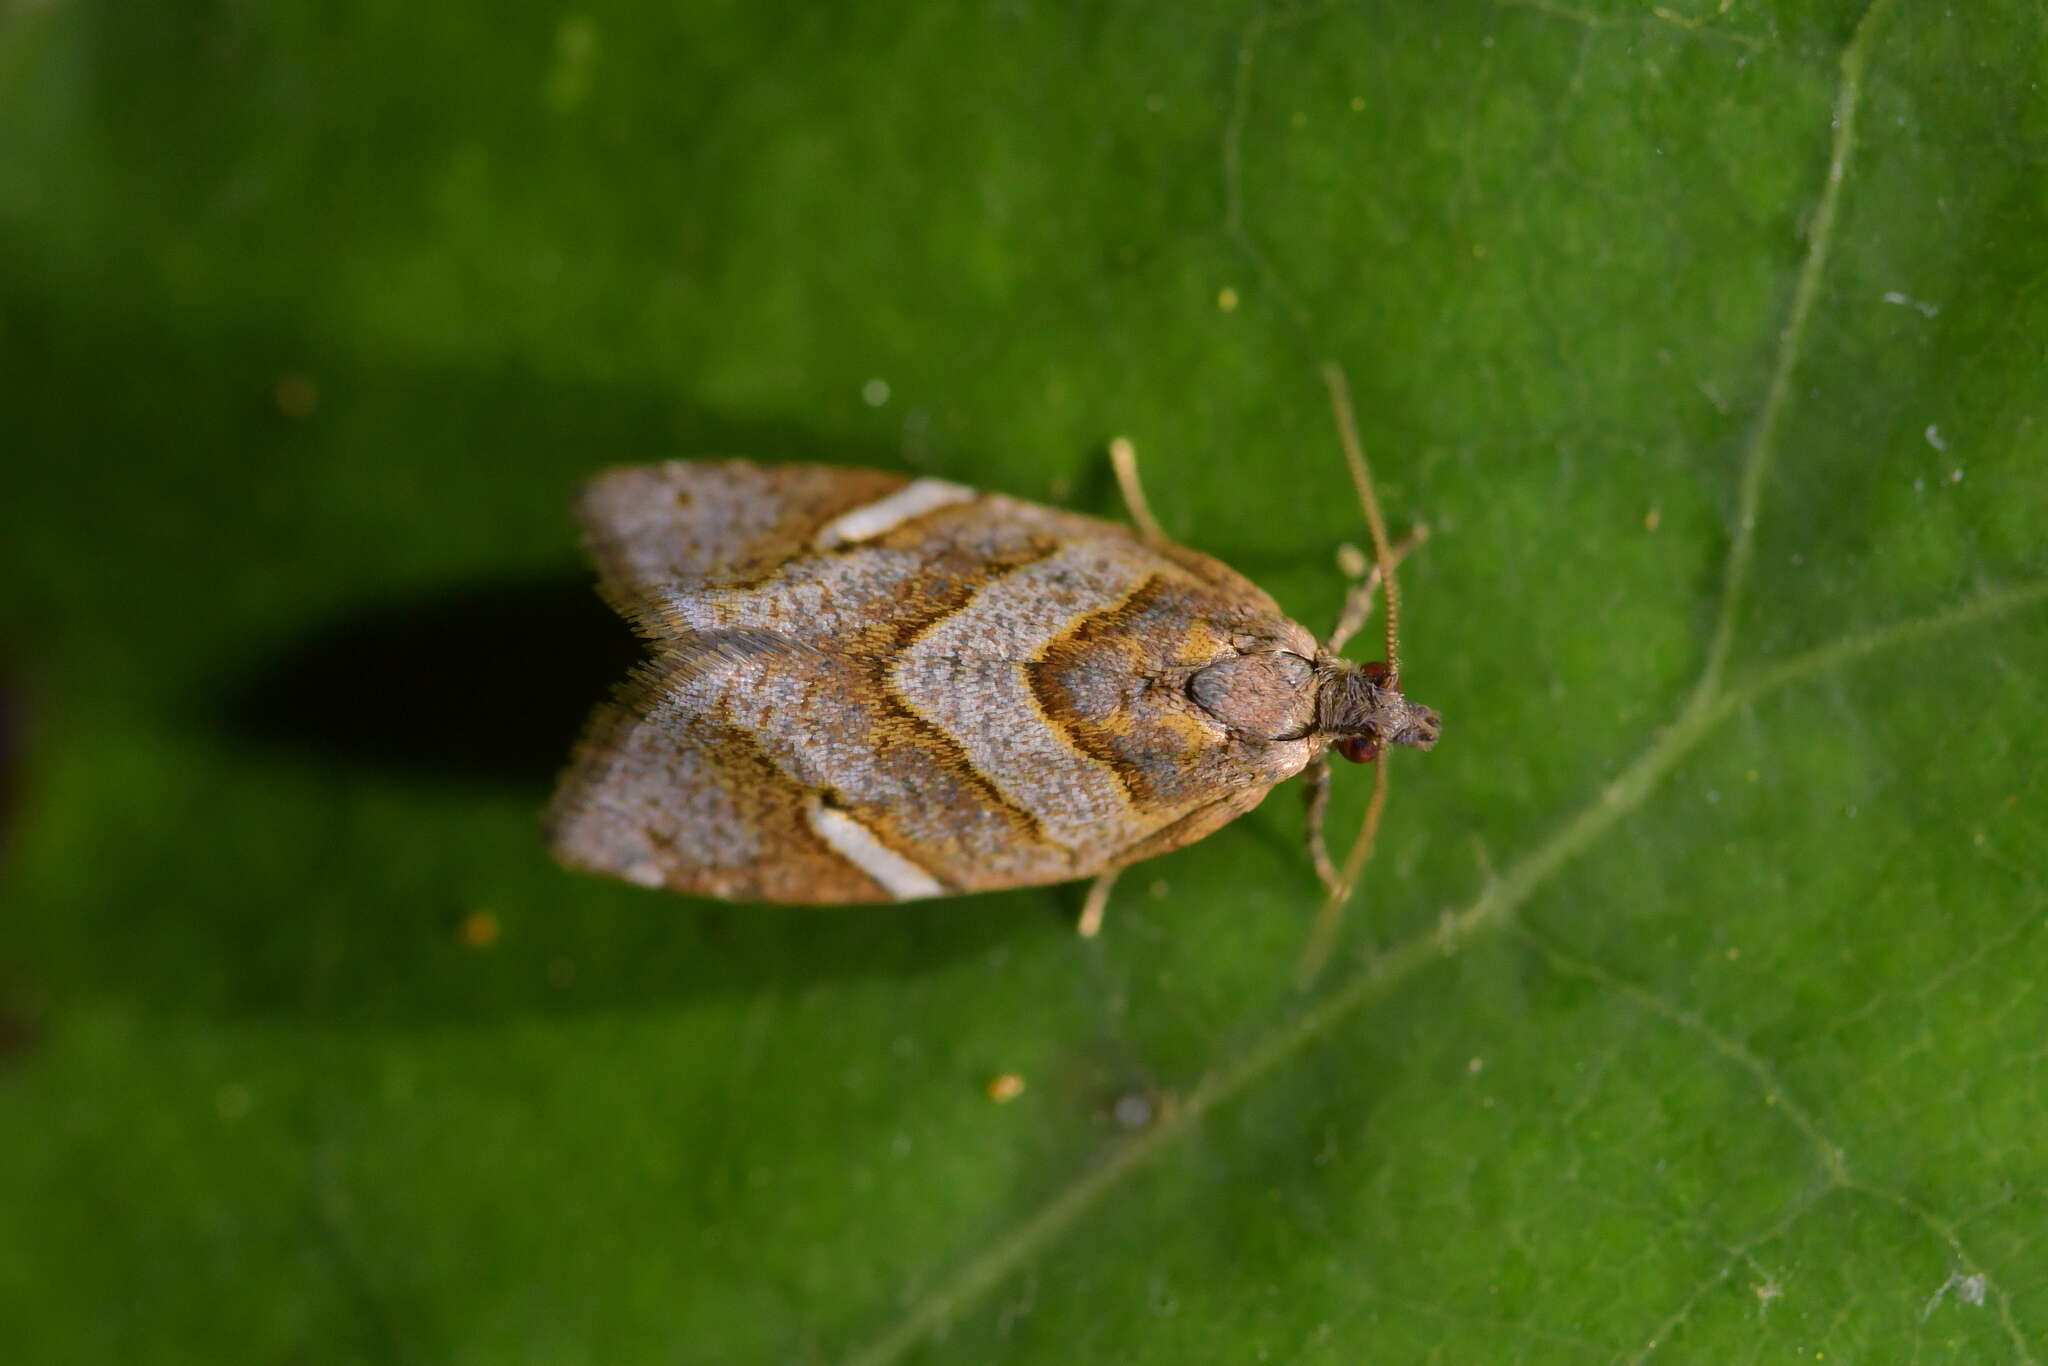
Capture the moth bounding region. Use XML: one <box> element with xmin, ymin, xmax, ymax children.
<box><xmin>546</xmin><ymin>366</ymin><xmax>1438</xmax><ymax>947</ymax></box>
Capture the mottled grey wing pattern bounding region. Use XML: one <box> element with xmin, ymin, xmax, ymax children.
<box><xmin>546</xmin><ymin>460</ymin><xmax>1321</xmax><ymax>902</ymax></box>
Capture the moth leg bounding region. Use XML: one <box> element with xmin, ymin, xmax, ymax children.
<box><xmin>1296</xmin><ymin>753</ymin><xmax>1391</xmax><ymax>989</ymax></box>
<box><xmin>1107</xmin><ymin>436</ymin><xmax>1169</xmax><ymax>547</ymax></box>
<box><xmin>1301</xmin><ymin>754</ymin><xmax>1343</xmax><ymax>898</ymax></box>
<box><xmin>1077</xmin><ymin>867</ymin><xmax>1121</xmax><ymax>938</ymax></box>
<box><xmin>1325</xmin><ymin>524</ymin><xmax>1429</xmax><ymax>655</ymax></box>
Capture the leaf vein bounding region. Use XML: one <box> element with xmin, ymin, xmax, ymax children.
<box><xmin>1695</xmin><ymin>0</ymin><xmax>1894</xmax><ymax>701</ymax></box>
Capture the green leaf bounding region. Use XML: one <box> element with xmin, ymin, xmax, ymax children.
<box><xmin>4</xmin><ymin>1</ymin><xmax>2045</xmax><ymax>1362</ymax></box>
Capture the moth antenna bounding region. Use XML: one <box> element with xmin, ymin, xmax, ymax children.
<box><xmin>1318</xmin><ymin>360</ymin><xmax>1401</xmax><ymax>678</ymax></box>
<box><xmin>1295</xmin><ymin>752</ymin><xmax>1389</xmax><ymax>988</ymax></box>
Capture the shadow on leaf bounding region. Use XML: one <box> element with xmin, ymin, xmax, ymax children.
<box><xmin>219</xmin><ymin>573</ymin><xmax>641</xmax><ymax>788</ymax></box>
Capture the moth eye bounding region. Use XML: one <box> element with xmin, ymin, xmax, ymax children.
<box><xmin>1335</xmin><ymin>734</ymin><xmax>1382</xmax><ymax>764</ymax></box>
<box><xmin>1359</xmin><ymin>661</ymin><xmax>1394</xmax><ymax>687</ymax></box>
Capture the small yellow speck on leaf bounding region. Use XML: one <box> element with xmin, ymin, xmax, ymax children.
<box><xmin>1217</xmin><ymin>286</ymin><xmax>1239</xmax><ymax>312</ymax></box>
<box><xmin>458</xmin><ymin>910</ymin><xmax>500</xmax><ymax>949</ymax></box>
<box><xmin>985</xmin><ymin>1073</ymin><xmax>1026</xmax><ymax>1103</ymax></box>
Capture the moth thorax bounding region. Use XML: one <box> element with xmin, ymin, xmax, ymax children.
<box><xmin>1316</xmin><ymin>659</ymin><xmax>1442</xmax><ymax>763</ymax></box>
<box><xmin>1187</xmin><ymin>650</ymin><xmax>1318</xmax><ymax>741</ymax></box>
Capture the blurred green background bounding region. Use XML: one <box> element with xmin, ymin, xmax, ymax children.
<box><xmin>4</xmin><ymin>0</ymin><xmax>2046</xmax><ymax>1361</ymax></box>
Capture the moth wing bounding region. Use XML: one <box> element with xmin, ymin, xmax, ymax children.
<box><xmin>1107</xmin><ymin>782</ymin><xmax>1275</xmax><ymax>868</ymax></box>
<box><xmin>574</xmin><ymin>460</ymin><xmax>910</xmax><ymax>639</ymax></box>
<box><xmin>552</xmin><ymin>460</ymin><xmax>1320</xmax><ymax>902</ymax></box>
<box><xmin>545</xmin><ymin>632</ymin><xmax>912</xmax><ymax>903</ymax></box>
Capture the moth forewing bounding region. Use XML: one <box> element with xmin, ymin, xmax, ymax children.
<box><xmin>548</xmin><ymin>460</ymin><xmax>1317</xmax><ymax>903</ymax></box>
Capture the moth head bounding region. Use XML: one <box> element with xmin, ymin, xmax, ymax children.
<box><xmin>1317</xmin><ymin>659</ymin><xmax>1441</xmax><ymax>763</ymax></box>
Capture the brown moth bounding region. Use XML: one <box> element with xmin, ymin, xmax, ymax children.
<box><xmin>547</xmin><ymin>379</ymin><xmax>1437</xmax><ymax>944</ymax></box>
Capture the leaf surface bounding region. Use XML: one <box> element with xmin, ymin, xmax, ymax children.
<box><xmin>3</xmin><ymin>2</ymin><xmax>2045</xmax><ymax>1362</ymax></box>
